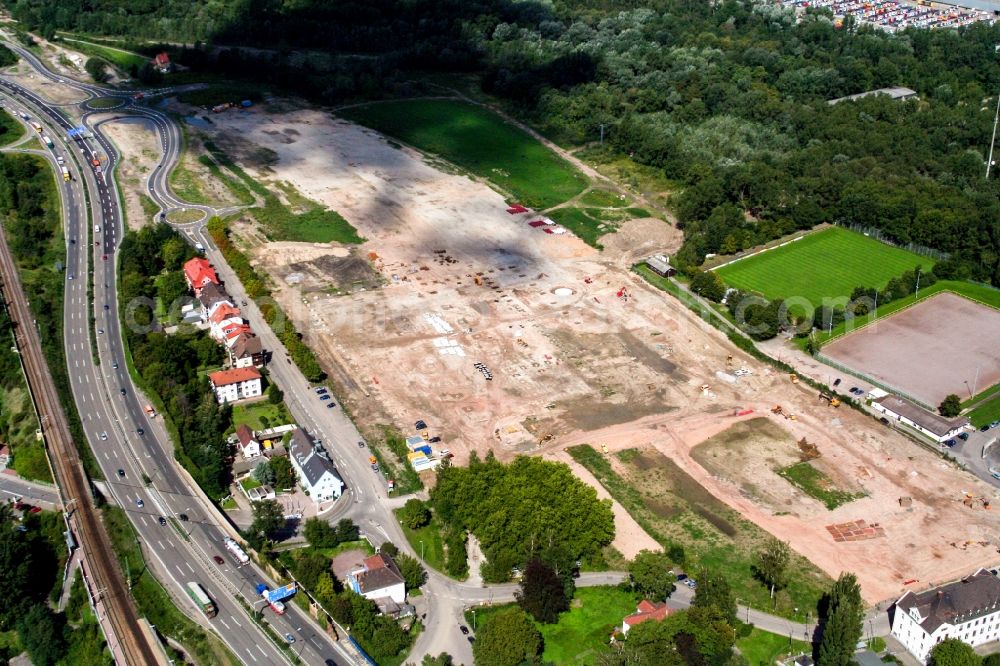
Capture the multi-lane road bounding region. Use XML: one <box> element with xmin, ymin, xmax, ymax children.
<box><xmin>0</xmin><ymin>42</ymin><xmax>353</xmax><ymax>665</ymax></box>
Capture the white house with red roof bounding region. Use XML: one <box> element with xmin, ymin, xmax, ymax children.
<box><xmin>234</xmin><ymin>424</ymin><xmax>260</xmax><ymax>458</ymax></box>
<box><xmin>208</xmin><ymin>367</ymin><xmax>262</xmax><ymax>404</ymax></box>
<box><xmin>208</xmin><ymin>304</ymin><xmax>245</xmax><ymax>340</ymax></box>
<box><xmin>622</xmin><ymin>600</ymin><xmax>671</xmax><ymax>635</ymax></box>
<box><xmin>183</xmin><ymin>257</ymin><xmax>219</xmax><ymax>296</ymax></box>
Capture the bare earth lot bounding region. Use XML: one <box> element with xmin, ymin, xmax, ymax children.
<box><xmin>198</xmin><ymin>101</ymin><xmax>1000</xmax><ymax>604</ymax></box>
<box><xmin>98</xmin><ymin>115</ymin><xmax>162</xmax><ymax>228</ymax></box>
<box><xmin>823</xmin><ymin>292</ymin><xmax>1000</xmax><ymax>405</ymax></box>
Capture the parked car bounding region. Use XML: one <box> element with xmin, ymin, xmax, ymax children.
<box><xmin>459</xmin><ymin>625</ymin><xmax>469</xmax><ymax>635</ymax></box>
<box><xmin>849</xmin><ymin>387</ymin><xmax>865</xmax><ymax>396</ymax></box>
<box><xmin>833</xmin><ymin>378</ymin><xmax>841</xmax><ymax>387</ymax></box>
<box><xmin>314</xmin><ymin>387</ymin><xmax>327</xmax><ymax>394</ymax></box>
<box><xmin>358</xmin><ymin>441</ymin><xmax>366</xmax><ymax>448</ymax></box>
<box><xmin>685</xmin><ymin>579</ymin><xmax>698</xmax><ymax>589</ymax></box>
<box><xmin>879</xmin><ymin>417</ymin><xmax>890</xmax><ymax>425</ymax></box>
<box><xmin>982</xmin><ymin>424</ymin><xmax>992</xmax><ymax>432</ymax></box>
<box><xmin>959</xmin><ymin>432</ymin><xmax>970</xmax><ymax>441</ymax></box>
<box><xmin>326</xmin><ymin>402</ymin><xmax>335</xmax><ymax>408</ymax></box>
<box><xmin>415</xmin><ymin>420</ymin><xmax>427</xmax><ymax>430</ymax></box>
<box><xmin>991</xmin><ymin>421</ymin><xmax>1000</xmax><ymax>430</ymax></box>
<box><xmin>675</xmin><ymin>572</ymin><xmax>688</xmax><ymax>581</ymax></box>
<box><xmin>945</xmin><ymin>439</ymin><xmax>957</xmax><ymax>448</ymax></box>
<box><xmin>117</xmin><ymin>468</ymin><xmax>125</xmax><ymax>478</ymax></box>
<box><xmin>213</xmin><ymin>555</ymin><xmax>224</xmax><ymax>565</ymax></box>
<box><xmin>158</xmin><ymin>516</ymin><xmax>166</xmax><ymax>526</ymax></box>
<box><xmin>319</xmin><ymin>395</ymin><xmax>331</xmax><ymax>401</ymax></box>
<box><xmin>178</xmin><ymin>514</ymin><xmax>189</xmax><ymax>522</ymax></box>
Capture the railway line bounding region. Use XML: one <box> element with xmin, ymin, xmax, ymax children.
<box><xmin>0</xmin><ymin>221</ymin><xmax>157</xmax><ymax>664</ymax></box>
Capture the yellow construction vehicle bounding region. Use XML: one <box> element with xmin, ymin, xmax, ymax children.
<box><xmin>819</xmin><ymin>392</ymin><xmax>841</xmax><ymax>408</ymax></box>
<box><xmin>726</xmin><ymin>355</ymin><xmax>734</xmax><ymax>368</ymax></box>
<box><xmin>474</xmin><ymin>275</ymin><xmax>483</xmax><ymax>286</ymax></box>
<box><xmin>789</xmin><ymin>374</ymin><xmax>799</xmax><ymax>384</ymax></box>
<box><xmin>771</xmin><ymin>405</ymin><xmax>784</xmax><ymax>416</ymax></box>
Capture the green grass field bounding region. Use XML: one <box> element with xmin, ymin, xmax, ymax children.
<box><xmin>968</xmin><ymin>395</ymin><xmax>1000</xmax><ymax>428</ymax></box>
<box><xmin>395</xmin><ymin>509</ymin><xmax>449</xmax><ymax>577</ymax></box>
<box><xmin>716</xmin><ymin>227</ymin><xmax>933</xmax><ymax>307</ymax></box>
<box><xmin>737</xmin><ymin>628</ymin><xmax>811</xmax><ymax>666</ymax></box>
<box><xmin>231</xmin><ymin>399</ymin><xmax>291</xmax><ymax>432</ymax></box>
<box><xmin>0</xmin><ymin>109</ymin><xmax>25</xmax><ymax>147</ymax></box>
<box><xmin>88</xmin><ymin>97</ymin><xmax>122</xmax><ymax>109</ymax></box>
<box><xmin>465</xmin><ymin>586</ymin><xmax>637</xmax><ymax>663</ymax></box>
<box><xmin>777</xmin><ymin>462</ymin><xmax>865</xmax><ymax>510</ymax></box>
<box><xmin>339</xmin><ymin>99</ymin><xmax>587</xmax><ymax>209</ymax></box>
<box><xmin>61</xmin><ymin>38</ymin><xmax>148</xmax><ymax>71</ymax></box>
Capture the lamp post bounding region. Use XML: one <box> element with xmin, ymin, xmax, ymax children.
<box><xmin>472</xmin><ymin>609</ymin><xmax>477</xmax><ymax>631</ymax></box>
<box><xmin>420</xmin><ymin>539</ymin><xmax>424</xmax><ymax>561</ymax></box>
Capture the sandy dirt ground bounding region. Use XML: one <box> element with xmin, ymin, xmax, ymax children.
<box><xmin>823</xmin><ymin>292</ymin><xmax>1000</xmax><ymax>406</ymax></box>
<box><xmin>0</xmin><ymin>57</ymin><xmax>89</xmax><ymax>106</ymax></box>
<box><xmin>98</xmin><ymin>115</ymin><xmax>162</xmax><ymax>228</ymax></box>
<box><xmin>192</xmin><ymin>101</ymin><xmax>1000</xmax><ymax>604</ymax></box>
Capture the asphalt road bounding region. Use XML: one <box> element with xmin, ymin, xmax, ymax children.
<box><xmin>0</xmin><ymin>474</ymin><xmax>59</xmax><ymax>507</ymax></box>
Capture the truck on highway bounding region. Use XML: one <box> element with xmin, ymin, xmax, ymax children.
<box><xmin>223</xmin><ymin>536</ymin><xmax>249</xmax><ymax>566</ymax></box>
<box><xmin>256</xmin><ymin>583</ymin><xmax>296</xmax><ymax>615</ymax></box>
<box><xmin>42</xmin><ymin>135</ymin><xmax>53</xmax><ymax>148</ymax></box>
<box><xmin>144</xmin><ymin>404</ymin><xmax>156</xmax><ymax>417</ymax></box>
<box><xmin>30</xmin><ymin>122</ymin><xmax>41</xmax><ymax>133</ymax></box>
<box><xmin>61</xmin><ymin>166</ymin><xmax>70</xmax><ymax>182</ymax></box>
<box><xmin>185</xmin><ymin>582</ymin><xmax>217</xmax><ymax>618</ymax></box>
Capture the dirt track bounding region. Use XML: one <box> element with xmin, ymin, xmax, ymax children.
<box><xmin>198</xmin><ymin>101</ymin><xmax>1000</xmax><ymax>604</ymax></box>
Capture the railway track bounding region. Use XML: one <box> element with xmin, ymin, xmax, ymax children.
<box><xmin>0</xmin><ymin>224</ymin><xmax>157</xmax><ymax>665</ymax></box>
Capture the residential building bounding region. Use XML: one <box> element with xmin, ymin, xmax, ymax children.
<box><xmin>645</xmin><ymin>254</ymin><xmax>677</xmax><ymax>278</ymax></box>
<box><xmin>235</xmin><ymin>424</ymin><xmax>260</xmax><ymax>459</ymax></box>
<box><xmin>154</xmin><ymin>52</ymin><xmax>171</xmax><ymax>73</ymax></box>
<box><xmin>891</xmin><ymin>569</ymin><xmax>1000</xmax><ymax>663</ymax></box>
<box><xmin>622</xmin><ymin>600</ymin><xmax>672</xmax><ymax>635</ymax></box>
<box><xmin>873</xmin><ymin>394</ymin><xmax>969</xmax><ymax>443</ymax></box>
<box><xmin>198</xmin><ymin>283</ymin><xmax>233</xmax><ymax>321</ymax></box>
<box><xmin>246</xmin><ymin>485</ymin><xmax>275</xmax><ymax>502</ymax></box>
<box><xmin>208</xmin><ymin>367</ymin><xmax>263</xmax><ymax>404</ymax></box>
<box><xmin>230</xmin><ymin>332</ymin><xmax>264</xmax><ymax>368</ymax></box>
<box><xmin>348</xmin><ymin>553</ymin><xmax>406</xmax><ymax>605</ymax></box>
<box><xmin>209</xmin><ymin>304</ymin><xmax>244</xmax><ymax>341</ymax></box>
<box><xmin>183</xmin><ymin>257</ymin><xmax>219</xmax><ymax>295</ymax></box>
<box><xmin>288</xmin><ymin>428</ymin><xmax>344</xmax><ymax>502</ymax></box>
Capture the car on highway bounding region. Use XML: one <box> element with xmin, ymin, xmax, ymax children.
<box><xmin>68</xmin><ymin>274</ymin><xmax>74</xmax><ymax>280</ymax></box>
<box><xmin>102</xmin><ymin>255</ymin><xmax>107</xmax><ymax>261</ymax></box>
<box><xmin>158</xmin><ymin>516</ymin><xmax>166</xmax><ymax>526</ymax></box>
<box><xmin>97</xmin><ymin>328</ymin><xmax>104</xmax><ymax>334</ymax></box>
<box><xmin>319</xmin><ymin>394</ymin><xmax>331</xmax><ymax>401</ymax></box>
<box><xmin>213</xmin><ymin>555</ymin><xmax>224</xmax><ymax>565</ymax></box>
<box><xmin>100</xmin><ymin>431</ymin><xmax>108</xmax><ymax>441</ymax></box>
<box><xmin>136</xmin><ymin>428</ymin><xmax>144</xmax><ymax>436</ymax></box>
<box><xmin>467</xmin><ymin>636</ymin><xmax>475</xmax><ymax>644</ymax></box>
<box><xmin>117</xmin><ymin>469</ymin><xmax>125</xmax><ymax>478</ymax></box>
<box><xmin>103</xmin><ymin>304</ymin><xmax>109</xmax><ymax>310</ymax></box>
<box><xmin>358</xmin><ymin>441</ymin><xmax>366</xmax><ymax>448</ymax></box>
<box><xmin>178</xmin><ymin>514</ymin><xmax>188</xmax><ymax>521</ymax></box>
<box><xmin>459</xmin><ymin>625</ymin><xmax>469</xmax><ymax>635</ymax></box>
<box><xmin>69</xmin><ymin>237</ymin><xmax>74</xmax><ymax>244</ymax></box>
<box><xmin>120</xmin><ymin>388</ymin><xmax>126</xmax><ymax>396</ymax></box>
<box><xmin>135</xmin><ymin>498</ymin><xmax>144</xmax><ymax>508</ymax></box>
<box><xmin>112</xmin><ymin>362</ymin><xmax>118</xmax><ymax>369</ymax></box>
<box><xmin>284</xmin><ymin>634</ymin><xmax>295</xmax><ymax>645</ymax></box>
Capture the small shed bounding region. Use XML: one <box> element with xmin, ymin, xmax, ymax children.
<box><xmin>645</xmin><ymin>254</ymin><xmax>676</xmax><ymax>277</ymax></box>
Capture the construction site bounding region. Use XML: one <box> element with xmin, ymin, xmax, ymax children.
<box><xmin>186</xmin><ymin>100</ymin><xmax>1000</xmax><ymax>605</ymax></box>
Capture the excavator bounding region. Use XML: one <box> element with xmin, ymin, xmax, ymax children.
<box><xmin>819</xmin><ymin>392</ymin><xmax>841</xmax><ymax>408</ymax></box>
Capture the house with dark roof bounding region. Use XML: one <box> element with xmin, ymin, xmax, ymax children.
<box><xmin>622</xmin><ymin>600</ymin><xmax>672</xmax><ymax>635</ymax></box>
<box><xmin>197</xmin><ymin>282</ymin><xmax>233</xmax><ymax>321</ymax></box>
<box><xmin>873</xmin><ymin>394</ymin><xmax>969</xmax><ymax>443</ymax></box>
<box><xmin>891</xmin><ymin>569</ymin><xmax>1000</xmax><ymax>662</ymax></box>
<box><xmin>348</xmin><ymin>553</ymin><xmax>406</xmax><ymax>605</ymax></box>
<box><xmin>230</xmin><ymin>332</ymin><xmax>264</xmax><ymax>368</ymax></box>
<box><xmin>288</xmin><ymin>428</ymin><xmax>344</xmax><ymax>503</ymax></box>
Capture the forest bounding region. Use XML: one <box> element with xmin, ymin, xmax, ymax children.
<box><xmin>7</xmin><ymin>0</ymin><xmax>1000</xmax><ymax>282</ymax></box>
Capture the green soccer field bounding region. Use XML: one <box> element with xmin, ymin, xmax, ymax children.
<box><xmin>339</xmin><ymin>99</ymin><xmax>587</xmax><ymax>210</ymax></box>
<box><xmin>715</xmin><ymin>227</ymin><xmax>934</xmax><ymax>306</ymax></box>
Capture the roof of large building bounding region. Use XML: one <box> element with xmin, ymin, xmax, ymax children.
<box><xmin>209</xmin><ymin>304</ymin><xmax>242</xmax><ymax>325</ymax></box>
<box><xmin>355</xmin><ymin>553</ymin><xmax>404</xmax><ymax>594</ymax></box>
<box><xmin>876</xmin><ymin>394</ymin><xmax>968</xmax><ymax>437</ymax></box>
<box><xmin>828</xmin><ymin>87</ymin><xmax>918</xmax><ymax>105</ymax></box>
<box><xmin>183</xmin><ymin>257</ymin><xmax>218</xmax><ymax>287</ymax></box>
<box><xmin>645</xmin><ymin>255</ymin><xmax>673</xmax><ymax>274</ymax></box>
<box><xmin>209</xmin><ymin>367</ymin><xmax>262</xmax><ymax>386</ymax></box>
<box><xmin>288</xmin><ymin>428</ymin><xmax>343</xmax><ymax>488</ymax></box>
<box><xmin>897</xmin><ymin>569</ymin><xmax>1000</xmax><ymax>633</ymax></box>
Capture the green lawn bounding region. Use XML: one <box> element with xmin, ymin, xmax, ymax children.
<box><xmin>395</xmin><ymin>509</ymin><xmax>449</xmax><ymax>577</ymax></box>
<box><xmin>231</xmin><ymin>399</ymin><xmax>291</xmax><ymax>432</ymax></box>
<box><xmin>548</xmin><ymin>207</ymin><xmax>611</xmax><ymax>249</ymax></box>
<box><xmin>968</xmin><ymin>395</ymin><xmax>1000</xmax><ymax>428</ymax></box>
<box><xmin>60</xmin><ymin>38</ymin><xmax>147</xmax><ymax>71</ymax></box>
<box><xmin>240</xmin><ymin>476</ymin><xmax>262</xmax><ymax>491</ymax></box>
<box><xmin>466</xmin><ymin>586</ymin><xmax>638</xmax><ymax>664</ymax></box>
<box><xmin>540</xmin><ymin>587</ymin><xmax>638</xmax><ymax>664</ymax></box>
<box><xmin>777</xmin><ymin>462</ymin><xmax>865</xmax><ymax>510</ymax></box>
<box><xmin>88</xmin><ymin>97</ymin><xmax>122</xmax><ymax>109</ymax></box>
<box><xmin>962</xmin><ymin>383</ymin><xmax>1000</xmax><ymax>409</ymax></box>
<box><xmin>737</xmin><ymin>628</ymin><xmax>811</xmax><ymax>666</ymax></box>
<box><xmin>339</xmin><ymin>99</ymin><xmax>587</xmax><ymax>209</ymax></box>
<box><xmin>716</xmin><ymin>227</ymin><xmax>933</xmax><ymax>307</ymax></box>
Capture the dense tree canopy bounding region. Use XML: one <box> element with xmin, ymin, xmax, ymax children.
<box><xmin>817</xmin><ymin>573</ymin><xmax>864</xmax><ymax>666</ymax></box>
<box><xmin>430</xmin><ymin>453</ymin><xmax>614</xmax><ymax>582</ymax></box>
<box><xmin>930</xmin><ymin>640</ymin><xmax>981</xmax><ymax>666</ymax></box>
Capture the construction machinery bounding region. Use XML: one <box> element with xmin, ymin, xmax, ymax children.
<box><xmin>726</xmin><ymin>355</ymin><xmax>734</xmax><ymax>368</ymax></box>
<box><xmin>474</xmin><ymin>275</ymin><xmax>483</xmax><ymax>286</ymax></box>
<box><xmin>819</xmin><ymin>392</ymin><xmax>841</xmax><ymax>408</ymax></box>
<box><xmin>771</xmin><ymin>405</ymin><xmax>797</xmax><ymax>420</ymax></box>
<box><xmin>963</xmin><ymin>493</ymin><xmax>991</xmax><ymax>510</ymax></box>
<box><xmin>789</xmin><ymin>374</ymin><xmax>799</xmax><ymax>384</ymax></box>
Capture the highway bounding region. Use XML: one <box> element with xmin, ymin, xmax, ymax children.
<box><xmin>0</xmin><ymin>42</ymin><xmax>352</xmax><ymax>665</ymax></box>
